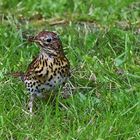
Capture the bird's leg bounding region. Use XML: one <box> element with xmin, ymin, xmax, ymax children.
<box><xmin>28</xmin><ymin>94</ymin><xmax>35</xmax><ymax>113</ymax></box>
<box><xmin>62</xmin><ymin>82</ymin><xmax>71</xmax><ymax>99</ymax></box>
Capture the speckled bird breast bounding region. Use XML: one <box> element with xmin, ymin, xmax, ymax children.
<box><xmin>24</xmin><ymin>53</ymin><xmax>70</xmax><ymax>97</ymax></box>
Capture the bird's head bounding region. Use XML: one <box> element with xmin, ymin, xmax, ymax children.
<box><xmin>29</xmin><ymin>31</ymin><xmax>63</xmax><ymax>55</ymax></box>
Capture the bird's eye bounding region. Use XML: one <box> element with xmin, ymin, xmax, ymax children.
<box><xmin>46</xmin><ymin>38</ymin><xmax>52</xmax><ymax>42</ymax></box>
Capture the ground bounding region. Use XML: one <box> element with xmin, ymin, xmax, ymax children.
<box><xmin>0</xmin><ymin>0</ymin><xmax>140</xmax><ymax>139</ymax></box>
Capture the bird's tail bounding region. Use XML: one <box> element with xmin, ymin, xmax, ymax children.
<box><xmin>6</xmin><ymin>72</ymin><xmax>25</xmax><ymax>81</ymax></box>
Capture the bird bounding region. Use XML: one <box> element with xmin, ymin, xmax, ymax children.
<box><xmin>11</xmin><ymin>31</ymin><xmax>70</xmax><ymax>113</ymax></box>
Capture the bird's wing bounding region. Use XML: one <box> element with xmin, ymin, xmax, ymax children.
<box><xmin>26</xmin><ymin>55</ymin><xmax>40</xmax><ymax>76</ymax></box>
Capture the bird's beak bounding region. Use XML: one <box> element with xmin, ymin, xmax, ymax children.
<box><xmin>28</xmin><ymin>36</ymin><xmax>38</xmax><ymax>42</ymax></box>
<box><xmin>28</xmin><ymin>36</ymin><xmax>44</xmax><ymax>47</ymax></box>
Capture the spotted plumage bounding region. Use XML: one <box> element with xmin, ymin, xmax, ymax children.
<box><xmin>11</xmin><ymin>31</ymin><xmax>70</xmax><ymax>113</ymax></box>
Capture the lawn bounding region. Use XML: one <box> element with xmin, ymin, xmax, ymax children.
<box><xmin>0</xmin><ymin>0</ymin><xmax>140</xmax><ymax>139</ymax></box>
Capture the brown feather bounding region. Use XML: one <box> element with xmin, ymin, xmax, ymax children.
<box><xmin>7</xmin><ymin>72</ymin><xmax>24</xmax><ymax>81</ymax></box>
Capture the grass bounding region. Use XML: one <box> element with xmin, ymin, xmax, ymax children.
<box><xmin>0</xmin><ymin>0</ymin><xmax>140</xmax><ymax>139</ymax></box>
